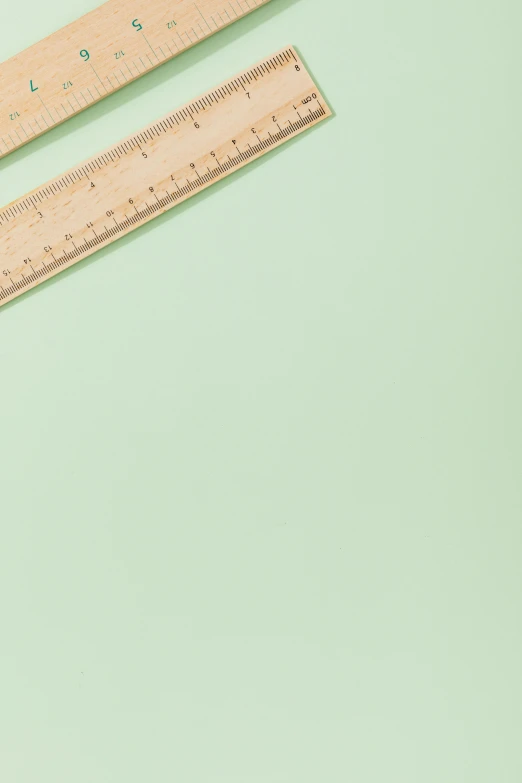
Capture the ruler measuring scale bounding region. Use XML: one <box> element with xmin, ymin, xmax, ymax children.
<box><xmin>0</xmin><ymin>47</ymin><xmax>331</xmax><ymax>307</ymax></box>
<box><xmin>0</xmin><ymin>0</ymin><xmax>271</xmax><ymax>159</ymax></box>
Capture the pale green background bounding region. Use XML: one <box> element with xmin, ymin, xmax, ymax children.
<box><xmin>1</xmin><ymin>0</ymin><xmax>521</xmax><ymax>780</ymax></box>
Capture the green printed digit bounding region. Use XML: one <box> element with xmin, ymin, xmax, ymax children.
<box><xmin>80</xmin><ymin>49</ymin><xmax>90</xmax><ymax>61</ymax></box>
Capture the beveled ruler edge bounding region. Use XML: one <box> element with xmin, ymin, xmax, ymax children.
<box><xmin>0</xmin><ymin>46</ymin><xmax>332</xmax><ymax>308</ymax></box>
<box><xmin>0</xmin><ymin>0</ymin><xmax>271</xmax><ymax>160</ymax></box>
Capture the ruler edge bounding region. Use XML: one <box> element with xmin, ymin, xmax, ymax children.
<box><xmin>0</xmin><ymin>45</ymin><xmax>332</xmax><ymax>307</ymax></box>
<box><xmin>0</xmin><ymin>0</ymin><xmax>272</xmax><ymax>160</ymax></box>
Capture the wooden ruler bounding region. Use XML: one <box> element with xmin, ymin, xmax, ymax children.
<box><xmin>0</xmin><ymin>0</ymin><xmax>271</xmax><ymax>158</ymax></box>
<box><xmin>0</xmin><ymin>47</ymin><xmax>331</xmax><ymax>308</ymax></box>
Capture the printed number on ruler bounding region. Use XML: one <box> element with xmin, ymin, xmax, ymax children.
<box><xmin>0</xmin><ymin>47</ymin><xmax>331</xmax><ymax>308</ymax></box>
<box><xmin>0</xmin><ymin>0</ymin><xmax>271</xmax><ymax>158</ymax></box>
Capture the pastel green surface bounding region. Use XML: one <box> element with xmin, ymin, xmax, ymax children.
<box><xmin>1</xmin><ymin>0</ymin><xmax>521</xmax><ymax>780</ymax></box>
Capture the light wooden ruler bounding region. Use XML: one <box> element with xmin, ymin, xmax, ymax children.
<box><xmin>0</xmin><ymin>47</ymin><xmax>331</xmax><ymax>307</ymax></box>
<box><xmin>0</xmin><ymin>0</ymin><xmax>271</xmax><ymax>158</ymax></box>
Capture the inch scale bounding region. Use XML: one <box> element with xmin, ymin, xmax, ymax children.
<box><xmin>0</xmin><ymin>47</ymin><xmax>332</xmax><ymax>308</ymax></box>
<box><xmin>0</xmin><ymin>0</ymin><xmax>271</xmax><ymax>158</ymax></box>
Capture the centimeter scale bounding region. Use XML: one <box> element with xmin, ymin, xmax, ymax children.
<box><xmin>0</xmin><ymin>47</ymin><xmax>332</xmax><ymax>307</ymax></box>
<box><xmin>0</xmin><ymin>0</ymin><xmax>271</xmax><ymax>158</ymax></box>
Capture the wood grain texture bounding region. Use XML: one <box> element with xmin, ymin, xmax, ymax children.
<box><xmin>0</xmin><ymin>47</ymin><xmax>331</xmax><ymax>307</ymax></box>
<box><xmin>0</xmin><ymin>0</ymin><xmax>271</xmax><ymax>158</ymax></box>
